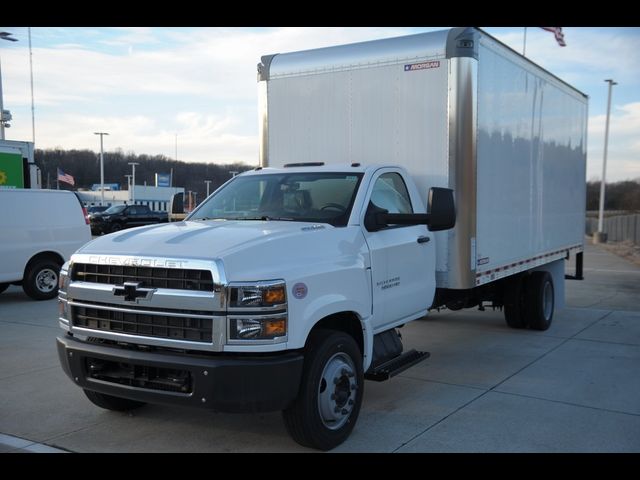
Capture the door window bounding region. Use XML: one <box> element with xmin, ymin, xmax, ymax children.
<box><xmin>370</xmin><ymin>173</ymin><xmax>413</xmax><ymax>214</ymax></box>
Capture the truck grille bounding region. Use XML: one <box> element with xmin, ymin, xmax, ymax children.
<box><xmin>72</xmin><ymin>263</ymin><xmax>214</xmax><ymax>292</ymax></box>
<box><xmin>72</xmin><ymin>304</ymin><xmax>213</xmax><ymax>343</ymax></box>
<box><xmin>85</xmin><ymin>357</ymin><xmax>192</xmax><ymax>393</ymax></box>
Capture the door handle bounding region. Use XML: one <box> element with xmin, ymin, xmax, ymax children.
<box><xmin>417</xmin><ymin>236</ymin><xmax>430</xmax><ymax>244</ymax></box>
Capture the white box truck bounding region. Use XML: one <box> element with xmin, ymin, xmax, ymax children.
<box><xmin>0</xmin><ymin>139</ymin><xmax>40</xmax><ymax>189</ymax></box>
<box><xmin>56</xmin><ymin>27</ymin><xmax>587</xmax><ymax>450</ymax></box>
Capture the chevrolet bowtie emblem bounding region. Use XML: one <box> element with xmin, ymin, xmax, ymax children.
<box><xmin>113</xmin><ymin>281</ymin><xmax>155</xmax><ymax>302</ymax></box>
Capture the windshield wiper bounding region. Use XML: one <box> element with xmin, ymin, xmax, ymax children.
<box><xmin>229</xmin><ymin>216</ymin><xmax>296</xmax><ymax>221</ymax></box>
<box><xmin>194</xmin><ymin>216</ymin><xmax>296</xmax><ymax>222</ymax></box>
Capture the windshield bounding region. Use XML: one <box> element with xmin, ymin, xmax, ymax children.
<box><xmin>104</xmin><ymin>205</ymin><xmax>126</xmax><ymax>214</ymax></box>
<box><xmin>189</xmin><ymin>172</ymin><xmax>363</xmax><ymax>227</ymax></box>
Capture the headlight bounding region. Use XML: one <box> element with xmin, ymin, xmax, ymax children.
<box><xmin>229</xmin><ymin>315</ymin><xmax>287</xmax><ymax>341</ymax></box>
<box><xmin>58</xmin><ymin>298</ymin><xmax>69</xmax><ymax>321</ymax></box>
<box><xmin>227</xmin><ymin>280</ymin><xmax>288</xmax><ymax>343</ymax></box>
<box><xmin>58</xmin><ymin>262</ymin><xmax>71</xmax><ymax>292</ymax></box>
<box><xmin>228</xmin><ymin>280</ymin><xmax>286</xmax><ymax>308</ymax></box>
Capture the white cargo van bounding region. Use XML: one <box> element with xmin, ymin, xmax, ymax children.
<box><xmin>0</xmin><ymin>189</ymin><xmax>92</xmax><ymax>300</ymax></box>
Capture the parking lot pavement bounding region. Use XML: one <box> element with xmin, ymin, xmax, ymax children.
<box><xmin>1</xmin><ymin>240</ymin><xmax>640</xmax><ymax>452</ymax></box>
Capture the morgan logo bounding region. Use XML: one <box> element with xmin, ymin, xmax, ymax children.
<box><xmin>404</xmin><ymin>61</ymin><xmax>440</xmax><ymax>72</ymax></box>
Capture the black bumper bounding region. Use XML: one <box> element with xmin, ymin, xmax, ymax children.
<box><xmin>89</xmin><ymin>223</ymin><xmax>106</xmax><ymax>234</ymax></box>
<box><xmin>57</xmin><ymin>335</ymin><xmax>304</xmax><ymax>413</ymax></box>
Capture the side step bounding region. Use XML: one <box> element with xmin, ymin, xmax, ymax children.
<box><xmin>364</xmin><ymin>350</ymin><xmax>430</xmax><ymax>382</ymax></box>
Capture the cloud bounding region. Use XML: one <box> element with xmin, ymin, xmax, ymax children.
<box><xmin>587</xmin><ymin>102</ymin><xmax>640</xmax><ymax>181</ymax></box>
<box><xmin>2</xmin><ymin>27</ymin><xmax>639</xmax><ymax>181</ymax></box>
<box><xmin>8</xmin><ymin>110</ymin><xmax>257</xmax><ymax>165</ymax></box>
<box><xmin>2</xmin><ymin>27</ymin><xmax>417</xmax><ymax>165</ymax></box>
<box><xmin>491</xmin><ymin>28</ymin><xmax>640</xmax><ymax>88</ymax></box>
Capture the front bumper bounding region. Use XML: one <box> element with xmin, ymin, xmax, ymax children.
<box><xmin>89</xmin><ymin>222</ymin><xmax>106</xmax><ymax>234</ymax></box>
<box><xmin>57</xmin><ymin>334</ymin><xmax>304</xmax><ymax>413</ymax></box>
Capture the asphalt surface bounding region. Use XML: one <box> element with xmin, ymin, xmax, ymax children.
<box><xmin>1</xmin><ymin>240</ymin><xmax>639</xmax><ymax>452</ymax></box>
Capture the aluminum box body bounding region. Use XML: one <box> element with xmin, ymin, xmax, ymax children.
<box><xmin>259</xmin><ymin>28</ymin><xmax>587</xmax><ymax>289</ymax></box>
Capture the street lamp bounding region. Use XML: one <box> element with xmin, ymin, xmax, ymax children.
<box><xmin>230</xmin><ymin>171</ymin><xmax>238</xmax><ymax>178</ymax></box>
<box><xmin>124</xmin><ymin>174</ymin><xmax>132</xmax><ymax>202</ymax></box>
<box><xmin>204</xmin><ymin>180</ymin><xmax>211</xmax><ymax>197</ymax></box>
<box><xmin>94</xmin><ymin>132</ymin><xmax>109</xmax><ymax>206</ymax></box>
<box><xmin>0</xmin><ymin>31</ymin><xmax>18</xmax><ymax>140</ymax></box>
<box><xmin>128</xmin><ymin>162</ymin><xmax>140</xmax><ymax>203</ymax></box>
<box><xmin>595</xmin><ymin>79</ymin><xmax>618</xmax><ymax>244</ymax></box>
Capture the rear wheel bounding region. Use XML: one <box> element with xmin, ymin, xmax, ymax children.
<box><xmin>525</xmin><ymin>271</ymin><xmax>554</xmax><ymax>331</ymax></box>
<box><xmin>0</xmin><ymin>283</ymin><xmax>9</xmax><ymax>294</ymax></box>
<box><xmin>503</xmin><ymin>274</ymin><xmax>527</xmax><ymax>329</ymax></box>
<box><xmin>282</xmin><ymin>329</ymin><xmax>364</xmax><ymax>450</ymax></box>
<box><xmin>22</xmin><ymin>258</ymin><xmax>61</xmax><ymax>300</ymax></box>
<box><xmin>83</xmin><ymin>390</ymin><xmax>146</xmax><ymax>411</ymax></box>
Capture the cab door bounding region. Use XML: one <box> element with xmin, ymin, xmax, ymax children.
<box><xmin>361</xmin><ymin>169</ymin><xmax>435</xmax><ymax>331</ymax></box>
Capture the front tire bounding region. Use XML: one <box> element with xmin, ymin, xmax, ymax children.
<box><xmin>83</xmin><ymin>390</ymin><xmax>146</xmax><ymax>411</ymax></box>
<box><xmin>525</xmin><ymin>271</ymin><xmax>554</xmax><ymax>331</ymax></box>
<box><xmin>110</xmin><ymin>223</ymin><xmax>123</xmax><ymax>233</ymax></box>
<box><xmin>0</xmin><ymin>283</ymin><xmax>9</xmax><ymax>294</ymax></box>
<box><xmin>22</xmin><ymin>258</ymin><xmax>61</xmax><ymax>300</ymax></box>
<box><xmin>282</xmin><ymin>329</ymin><xmax>364</xmax><ymax>450</ymax></box>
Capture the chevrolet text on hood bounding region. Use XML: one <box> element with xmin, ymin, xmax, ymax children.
<box><xmin>56</xmin><ymin>27</ymin><xmax>587</xmax><ymax>450</ymax></box>
<box><xmin>84</xmin><ymin>257</ymin><xmax>188</xmax><ymax>268</ymax></box>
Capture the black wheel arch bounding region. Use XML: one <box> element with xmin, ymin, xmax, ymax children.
<box><xmin>23</xmin><ymin>251</ymin><xmax>64</xmax><ymax>278</ymax></box>
<box><xmin>308</xmin><ymin>311</ymin><xmax>364</xmax><ymax>355</ymax></box>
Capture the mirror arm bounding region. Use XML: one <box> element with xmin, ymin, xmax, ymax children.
<box><xmin>376</xmin><ymin>213</ymin><xmax>431</xmax><ymax>225</ymax></box>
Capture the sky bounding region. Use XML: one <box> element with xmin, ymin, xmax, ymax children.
<box><xmin>1</xmin><ymin>27</ymin><xmax>639</xmax><ymax>182</ymax></box>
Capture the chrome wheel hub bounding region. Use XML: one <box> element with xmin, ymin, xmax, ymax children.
<box><xmin>36</xmin><ymin>268</ymin><xmax>58</xmax><ymax>293</ymax></box>
<box><xmin>317</xmin><ymin>352</ymin><xmax>358</xmax><ymax>430</ymax></box>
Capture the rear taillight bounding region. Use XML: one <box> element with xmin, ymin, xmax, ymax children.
<box><xmin>82</xmin><ymin>207</ymin><xmax>90</xmax><ymax>224</ymax></box>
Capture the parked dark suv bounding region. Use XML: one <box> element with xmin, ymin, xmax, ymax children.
<box><xmin>90</xmin><ymin>204</ymin><xmax>168</xmax><ymax>235</ymax></box>
<box><xmin>87</xmin><ymin>206</ymin><xmax>109</xmax><ymax>215</ymax></box>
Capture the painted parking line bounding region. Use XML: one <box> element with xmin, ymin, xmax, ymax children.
<box><xmin>0</xmin><ymin>433</ymin><xmax>68</xmax><ymax>453</ymax></box>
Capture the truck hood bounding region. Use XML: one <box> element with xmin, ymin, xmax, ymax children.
<box><xmin>76</xmin><ymin>219</ymin><xmax>368</xmax><ymax>283</ymax></box>
<box><xmin>78</xmin><ymin>219</ymin><xmax>334</xmax><ymax>260</ymax></box>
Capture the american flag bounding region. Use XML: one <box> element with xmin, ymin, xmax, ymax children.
<box><xmin>541</xmin><ymin>27</ymin><xmax>566</xmax><ymax>47</ymax></box>
<box><xmin>57</xmin><ymin>168</ymin><xmax>75</xmax><ymax>186</ymax></box>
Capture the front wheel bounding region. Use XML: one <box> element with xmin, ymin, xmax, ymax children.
<box><xmin>22</xmin><ymin>258</ymin><xmax>61</xmax><ymax>300</ymax></box>
<box><xmin>282</xmin><ymin>329</ymin><xmax>364</xmax><ymax>450</ymax></box>
<box><xmin>0</xmin><ymin>283</ymin><xmax>9</xmax><ymax>294</ymax></box>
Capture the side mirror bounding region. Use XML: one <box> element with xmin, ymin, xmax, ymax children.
<box><xmin>364</xmin><ymin>202</ymin><xmax>389</xmax><ymax>232</ymax></box>
<box><xmin>369</xmin><ymin>187</ymin><xmax>456</xmax><ymax>232</ymax></box>
<box><xmin>170</xmin><ymin>192</ymin><xmax>184</xmax><ymax>215</ymax></box>
<box><xmin>427</xmin><ymin>187</ymin><xmax>456</xmax><ymax>231</ymax></box>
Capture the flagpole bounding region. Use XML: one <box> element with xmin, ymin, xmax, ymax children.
<box><xmin>523</xmin><ymin>27</ymin><xmax>528</xmax><ymax>56</ymax></box>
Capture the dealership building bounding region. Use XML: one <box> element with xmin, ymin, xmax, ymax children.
<box><xmin>77</xmin><ymin>185</ymin><xmax>185</xmax><ymax>212</ymax></box>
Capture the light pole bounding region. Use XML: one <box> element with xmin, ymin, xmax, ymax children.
<box><xmin>128</xmin><ymin>162</ymin><xmax>140</xmax><ymax>204</ymax></box>
<box><xmin>28</xmin><ymin>27</ymin><xmax>35</xmax><ymax>143</ymax></box>
<box><xmin>595</xmin><ymin>79</ymin><xmax>617</xmax><ymax>244</ymax></box>
<box><xmin>124</xmin><ymin>175</ymin><xmax>132</xmax><ymax>202</ymax></box>
<box><xmin>205</xmin><ymin>180</ymin><xmax>211</xmax><ymax>197</ymax></box>
<box><xmin>0</xmin><ymin>31</ymin><xmax>18</xmax><ymax>140</ymax></box>
<box><xmin>94</xmin><ymin>132</ymin><xmax>109</xmax><ymax>206</ymax></box>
